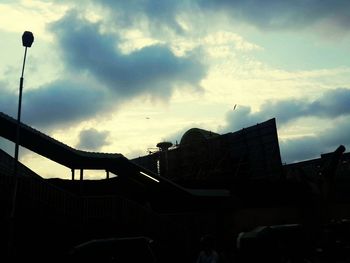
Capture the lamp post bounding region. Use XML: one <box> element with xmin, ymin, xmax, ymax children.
<box><xmin>11</xmin><ymin>31</ymin><xmax>34</xmax><ymax>212</ymax></box>
<box><xmin>8</xmin><ymin>31</ymin><xmax>34</xmax><ymax>258</ymax></box>
<box><xmin>13</xmin><ymin>31</ymin><xmax>34</xmax><ymax>169</ymax></box>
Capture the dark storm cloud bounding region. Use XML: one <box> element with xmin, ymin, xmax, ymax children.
<box><xmin>280</xmin><ymin>136</ymin><xmax>320</xmax><ymax>163</ymax></box>
<box><xmin>307</xmin><ymin>88</ymin><xmax>350</xmax><ymax>118</ymax></box>
<box><xmin>1</xmin><ymin>5</ymin><xmax>207</xmax><ymax>130</ymax></box>
<box><xmin>222</xmin><ymin>88</ymin><xmax>350</xmax><ymax>132</ymax></box>
<box><xmin>76</xmin><ymin>128</ymin><xmax>110</xmax><ymax>151</ymax></box>
<box><xmin>92</xmin><ymin>0</ymin><xmax>350</xmax><ymax>32</ymax></box>
<box><xmin>97</xmin><ymin>0</ymin><xmax>186</xmax><ymax>33</ymax></box>
<box><xmin>198</xmin><ymin>0</ymin><xmax>350</xmax><ymax>30</ymax></box>
<box><xmin>0</xmin><ymin>88</ymin><xmax>17</xmax><ymax>118</ymax></box>
<box><xmin>0</xmin><ymin>79</ymin><xmax>111</xmax><ymax>129</ymax></box>
<box><xmin>54</xmin><ymin>0</ymin><xmax>184</xmax><ymax>31</ymax></box>
<box><xmin>21</xmin><ymin>80</ymin><xmax>108</xmax><ymax>128</ymax></box>
<box><xmin>218</xmin><ymin>88</ymin><xmax>350</xmax><ymax>163</ymax></box>
<box><xmin>54</xmin><ymin>0</ymin><xmax>350</xmax><ymax>33</ymax></box>
<box><xmin>49</xmin><ymin>11</ymin><xmax>206</xmax><ymax>100</ymax></box>
<box><xmin>280</xmin><ymin>119</ymin><xmax>350</xmax><ymax>163</ymax></box>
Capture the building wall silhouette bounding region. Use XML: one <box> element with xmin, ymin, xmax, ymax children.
<box><xmin>133</xmin><ymin>118</ymin><xmax>283</xmax><ymax>188</ymax></box>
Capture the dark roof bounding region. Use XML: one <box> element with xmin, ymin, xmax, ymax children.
<box><xmin>0</xmin><ymin>112</ymin><xmax>123</xmax><ymax>169</ymax></box>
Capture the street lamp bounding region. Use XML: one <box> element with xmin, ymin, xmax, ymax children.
<box><xmin>12</xmin><ymin>31</ymin><xmax>34</xmax><ymax>204</ymax></box>
<box><xmin>14</xmin><ymin>31</ymin><xmax>34</xmax><ymax>167</ymax></box>
<box><xmin>8</xmin><ymin>31</ymin><xmax>34</xmax><ymax>258</ymax></box>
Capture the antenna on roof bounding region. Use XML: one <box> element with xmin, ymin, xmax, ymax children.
<box><xmin>156</xmin><ymin>141</ymin><xmax>173</xmax><ymax>177</ymax></box>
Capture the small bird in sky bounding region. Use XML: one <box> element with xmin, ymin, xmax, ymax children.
<box><xmin>145</xmin><ymin>117</ymin><xmax>150</xmax><ymax>119</ymax></box>
<box><xmin>233</xmin><ymin>104</ymin><xmax>237</xmax><ymax>110</ymax></box>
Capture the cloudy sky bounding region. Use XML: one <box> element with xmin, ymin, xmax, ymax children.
<box><xmin>1</xmin><ymin>0</ymin><xmax>350</xmax><ymax>178</ymax></box>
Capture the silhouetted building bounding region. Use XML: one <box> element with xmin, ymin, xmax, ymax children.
<box><xmin>1</xmin><ymin>111</ymin><xmax>350</xmax><ymax>262</ymax></box>
<box><xmin>0</xmin><ymin>111</ymin><xmax>230</xmax><ymax>262</ymax></box>
<box><xmin>133</xmin><ymin>118</ymin><xmax>283</xmax><ymax>188</ymax></box>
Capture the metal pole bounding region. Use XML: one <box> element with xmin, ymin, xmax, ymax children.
<box><xmin>8</xmin><ymin>46</ymin><xmax>28</xmax><ymax>258</ymax></box>
<box><xmin>11</xmin><ymin>46</ymin><xmax>28</xmax><ymax>216</ymax></box>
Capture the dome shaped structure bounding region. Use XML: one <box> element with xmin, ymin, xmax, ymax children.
<box><xmin>156</xmin><ymin>141</ymin><xmax>173</xmax><ymax>151</ymax></box>
<box><xmin>180</xmin><ymin>128</ymin><xmax>219</xmax><ymax>146</ymax></box>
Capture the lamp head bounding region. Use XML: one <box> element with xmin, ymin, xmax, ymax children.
<box><xmin>22</xmin><ymin>31</ymin><xmax>34</xmax><ymax>48</ymax></box>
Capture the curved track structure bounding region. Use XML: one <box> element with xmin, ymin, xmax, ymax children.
<box><xmin>0</xmin><ymin>112</ymin><xmax>229</xmax><ymax>204</ymax></box>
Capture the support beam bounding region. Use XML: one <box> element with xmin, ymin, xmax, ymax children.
<box><xmin>106</xmin><ymin>170</ymin><xmax>109</xmax><ymax>179</ymax></box>
<box><xmin>71</xmin><ymin>169</ymin><xmax>75</xmax><ymax>181</ymax></box>
<box><xmin>80</xmin><ymin>169</ymin><xmax>83</xmax><ymax>181</ymax></box>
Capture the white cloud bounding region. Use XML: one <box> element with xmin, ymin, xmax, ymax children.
<box><xmin>203</xmin><ymin>31</ymin><xmax>262</xmax><ymax>52</ymax></box>
<box><xmin>1</xmin><ymin>0</ymin><xmax>350</xmax><ymax>179</ymax></box>
<box><xmin>0</xmin><ymin>1</ymin><xmax>67</xmax><ymax>39</ymax></box>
